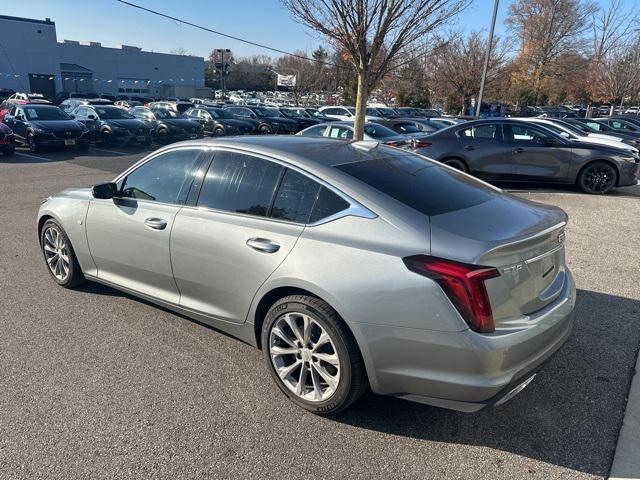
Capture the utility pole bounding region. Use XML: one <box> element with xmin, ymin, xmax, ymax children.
<box><xmin>215</xmin><ymin>48</ymin><xmax>231</xmax><ymax>101</ymax></box>
<box><xmin>476</xmin><ymin>0</ymin><xmax>499</xmax><ymax>118</ymax></box>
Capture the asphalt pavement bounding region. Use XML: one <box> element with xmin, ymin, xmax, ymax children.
<box><xmin>0</xmin><ymin>145</ymin><xmax>639</xmax><ymax>480</ymax></box>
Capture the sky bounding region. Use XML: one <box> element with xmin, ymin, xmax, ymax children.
<box><xmin>0</xmin><ymin>0</ymin><xmax>623</xmax><ymax>60</ymax></box>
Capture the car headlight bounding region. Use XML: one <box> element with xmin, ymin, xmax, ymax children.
<box><xmin>33</xmin><ymin>127</ymin><xmax>51</xmax><ymax>135</ymax></box>
<box><xmin>620</xmin><ymin>156</ymin><xmax>639</xmax><ymax>163</ymax></box>
<box><xmin>112</xmin><ymin>126</ymin><xmax>127</xmax><ymax>132</ymax></box>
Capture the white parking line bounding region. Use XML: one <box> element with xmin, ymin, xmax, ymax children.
<box><xmin>89</xmin><ymin>147</ymin><xmax>128</xmax><ymax>156</ymax></box>
<box><xmin>14</xmin><ymin>152</ymin><xmax>53</xmax><ymax>162</ymax></box>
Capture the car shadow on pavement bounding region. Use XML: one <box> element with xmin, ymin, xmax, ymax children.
<box><xmin>331</xmin><ymin>289</ymin><xmax>640</xmax><ymax>477</ymax></box>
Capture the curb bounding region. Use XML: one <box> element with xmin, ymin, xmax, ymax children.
<box><xmin>609</xmin><ymin>346</ymin><xmax>640</xmax><ymax>479</ymax></box>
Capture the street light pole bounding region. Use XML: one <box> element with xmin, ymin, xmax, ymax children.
<box><xmin>215</xmin><ymin>48</ymin><xmax>230</xmax><ymax>101</ymax></box>
<box><xmin>476</xmin><ymin>0</ymin><xmax>499</xmax><ymax>118</ymax></box>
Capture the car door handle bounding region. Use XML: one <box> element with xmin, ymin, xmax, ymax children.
<box><xmin>464</xmin><ymin>145</ymin><xmax>475</xmax><ymax>151</ymax></box>
<box><xmin>144</xmin><ymin>218</ymin><xmax>168</xmax><ymax>230</ymax></box>
<box><xmin>246</xmin><ymin>238</ymin><xmax>280</xmax><ymax>253</ymax></box>
<box><xmin>513</xmin><ymin>147</ymin><xmax>525</xmax><ymax>153</ymax></box>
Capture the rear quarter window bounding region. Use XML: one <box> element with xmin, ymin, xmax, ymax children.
<box><xmin>335</xmin><ymin>152</ymin><xmax>498</xmax><ymax>216</ymax></box>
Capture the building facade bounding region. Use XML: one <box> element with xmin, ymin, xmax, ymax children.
<box><xmin>0</xmin><ymin>15</ymin><xmax>206</xmax><ymax>98</ymax></box>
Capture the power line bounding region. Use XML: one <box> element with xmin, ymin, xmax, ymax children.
<box><xmin>115</xmin><ymin>0</ymin><xmax>341</xmax><ymax>68</ymax></box>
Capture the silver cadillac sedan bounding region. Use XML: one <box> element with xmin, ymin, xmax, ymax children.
<box><xmin>38</xmin><ymin>136</ymin><xmax>576</xmax><ymax>415</ymax></box>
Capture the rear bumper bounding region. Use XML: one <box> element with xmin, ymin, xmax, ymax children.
<box><xmin>349</xmin><ymin>269</ymin><xmax>576</xmax><ymax>412</ymax></box>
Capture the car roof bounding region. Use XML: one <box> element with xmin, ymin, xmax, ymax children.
<box><xmin>151</xmin><ymin>136</ymin><xmax>406</xmax><ymax>168</ymax></box>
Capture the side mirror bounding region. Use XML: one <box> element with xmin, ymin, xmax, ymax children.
<box><xmin>92</xmin><ymin>182</ymin><xmax>118</xmax><ymax>199</ymax></box>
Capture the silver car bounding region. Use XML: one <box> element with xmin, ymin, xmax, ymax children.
<box><xmin>37</xmin><ymin>137</ymin><xmax>576</xmax><ymax>414</ymax></box>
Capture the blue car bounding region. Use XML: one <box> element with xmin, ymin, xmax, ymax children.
<box><xmin>4</xmin><ymin>104</ymin><xmax>90</xmax><ymax>153</ymax></box>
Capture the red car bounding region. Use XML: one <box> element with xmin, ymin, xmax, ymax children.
<box><xmin>0</xmin><ymin>122</ymin><xmax>15</xmax><ymax>155</ymax></box>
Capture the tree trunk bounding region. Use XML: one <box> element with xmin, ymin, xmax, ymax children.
<box><xmin>353</xmin><ymin>71</ymin><xmax>368</xmax><ymax>141</ymax></box>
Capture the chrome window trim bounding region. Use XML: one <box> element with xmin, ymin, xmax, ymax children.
<box><xmin>112</xmin><ymin>143</ymin><xmax>377</xmax><ymax>226</ymax></box>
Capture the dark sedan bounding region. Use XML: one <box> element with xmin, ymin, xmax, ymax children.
<box><xmin>71</xmin><ymin>105</ymin><xmax>153</xmax><ymax>146</ymax></box>
<box><xmin>279</xmin><ymin>108</ymin><xmax>323</xmax><ymax>131</ymax></box>
<box><xmin>223</xmin><ymin>105</ymin><xmax>299</xmax><ymax>134</ymax></box>
<box><xmin>375</xmin><ymin>118</ymin><xmax>446</xmax><ymax>136</ymax></box>
<box><xmin>184</xmin><ymin>107</ymin><xmax>255</xmax><ymax>136</ymax></box>
<box><xmin>4</xmin><ymin>104</ymin><xmax>90</xmax><ymax>153</ymax></box>
<box><xmin>414</xmin><ymin>119</ymin><xmax>639</xmax><ymax>194</ymax></box>
<box><xmin>0</xmin><ymin>122</ymin><xmax>15</xmax><ymax>155</ymax></box>
<box><xmin>129</xmin><ymin>106</ymin><xmax>203</xmax><ymax>143</ymax></box>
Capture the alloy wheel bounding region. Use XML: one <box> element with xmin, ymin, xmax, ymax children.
<box><xmin>43</xmin><ymin>225</ymin><xmax>70</xmax><ymax>281</ymax></box>
<box><xmin>269</xmin><ymin>312</ymin><xmax>341</xmax><ymax>402</ymax></box>
<box><xmin>582</xmin><ymin>164</ymin><xmax>615</xmax><ymax>193</ymax></box>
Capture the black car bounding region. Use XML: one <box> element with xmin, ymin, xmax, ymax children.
<box><xmin>595</xmin><ymin>117</ymin><xmax>640</xmax><ymax>137</ymax></box>
<box><xmin>566</xmin><ymin>118</ymin><xmax>640</xmax><ymax>144</ymax></box>
<box><xmin>0</xmin><ymin>122</ymin><xmax>15</xmax><ymax>155</ymax></box>
<box><xmin>375</xmin><ymin>118</ymin><xmax>445</xmax><ymax>136</ymax></box>
<box><xmin>394</xmin><ymin>107</ymin><xmax>442</xmax><ymax>118</ymax></box>
<box><xmin>3</xmin><ymin>104</ymin><xmax>90</xmax><ymax>153</ymax></box>
<box><xmin>413</xmin><ymin>118</ymin><xmax>639</xmax><ymax>194</ymax></box>
<box><xmin>129</xmin><ymin>106</ymin><xmax>204</xmax><ymax>143</ymax></box>
<box><xmin>223</xmin><ymin>105</ymin><xmax>298</xmax><ymax>134</ymax></box>
<box><xmin>71</xmin><ymin>105</ymin><xmax>153</xmax><ymax>146</ymax></box>
<box><xmin>184</xmin><ymin>107</ymin><xmax>255</xmax><ymax>136</ymax></box>
<box><xmin>278</xmin><ymin>108</ymin><xmax>322</xmax><ymax>131</ymax></box>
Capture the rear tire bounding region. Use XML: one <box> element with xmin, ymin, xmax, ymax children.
<box><xmin>214</xmin><ymin>126</ymin><xmax>225</xmax><ymax>136</ymax></box>
<box><xmin>262</xmin><ymin>295</ymin><xmax>367</xmax><ymax>415</ymax></box>
<box><xmin>259</xmin><ymin>124</ymin><xmax>272</xmax><ymax>135</ymax></box>
<box><xmin>442</xmin><ymin>157</ymin><xmax>468</xmax><ymax>173</ymax></box>
<box><xmin>577</xmin><ymin>161</ymin><xmax>617</xmax><ymax>194</ymax></box>
<box><xmin>40</xmin><ymin>219</ymin><xmax>85</xmax><ymax>288</ymax></box>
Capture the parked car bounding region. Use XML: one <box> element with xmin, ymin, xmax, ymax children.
<box><xmin>0</xmin><ymin>122</ymin><xmax>15</xmax><ymax>155</ymax></box>
<box><xmin>373</xmin><ymin>118</ymin><xmax>446</xmax><ymax>139</ymax></box>
<box><xmin>297</xmin><ymin>121</ymin><xmax>412</xmax><ymax>148</ymax></box>
<box><xmin>148</xmin><ymin>101</ymin><xmax>194</xmax><ymax>114</ymax></box>
<box><xmin>394</xmin><ymin>107</ymin><xmax>442</xmax><ymax>117</ymax></box>
<box><xmin>520</xmin><ymin>118</ymin><xmax>639</xmax><ymax>153</ymax></box>
<box><xmin>396</xmin><ymin>118</ymin><xmax>450</xmax><ymax>133</ymax></box>
<box><xmin>8</xmin><ymin>92</ymin><xmax>50</xmax><ymax>103</ymax></box>
<box><xmin>3</xmin><ymin>104</ymin><xmax>90</xmax><ymax>152</ymax></box>
<box><xmin>551</xmin><ymin>118</ymin><xmax>638</xmax><ymax>147</ymax></box>
<box><xmin>38</xmin><ymin>136</ymin><xmax>576</xmax><ymax>414</ymax></box>
<box><xmin>129</xmin><ymin>106</ymin><xmax>204</xmax><ymax>143</ymax></box>
<box><xmin>303</xmin><ymin>108</ymin><xmax>339</xmax><ymax>122</ymax></box>
<box><xmin>623</xmin><ymin>107</ymin><xmax>639</xmax><ymax>115</ymax></box>
<box><xmin>70</xmin><ymin>105</ymin><xmax>153</xmax><ymax>146</ymax></box>
<box><xmin>60</xmin><ymin>98</ymin><xmax>112</xmax><ymax>113</ymax></box>
<box><xmin>567</xmin><ymin>118</ymin><xmax>640</xmax><ymax>144</ymax></box>
<box><xmin>185</xmin><ymin>107</ymin><xmax>256</xmax><ymax>136</ymax></box>
<box><xmin>278</xmin><ymin>108</ymin><xmax>322</xmax><ymax>131</ymax></box>
<box><xmin>224</xmin><ymin>105</ymin><xmax>299</xmax><ymax>134</ymax></box>
<box><xmin>412</xmin><ymin>119</ymin><xmax>639</xmax><ymax>194</ymax></box>
<box><xmin>366</xmin><ymin>106</ymin><xmax>400</xmax><ymax>118</ymax></box>
<box><xmin>426</xmin><ymin>117</ymin><xmax>467</xmax><ymax>126</ymax></box>
<box><xmin>595</xmin><ymin>118</ymin><xmax>640</xmax><ymax>136</ymax></box>
<box><xmin>114</xmin><ymin>100</ymin><xmax>143</xmax><ymax>110</ymax></box>
<box><xmin>318</xmin><ymin>106</ymin><xmax>383</xmax><ymax>122</ymax></box>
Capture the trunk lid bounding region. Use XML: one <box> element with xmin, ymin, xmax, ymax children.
<box><xmin>429</xmin><ymin>193</ymin><xmax>568</xmax><ymax>325</ymax></box>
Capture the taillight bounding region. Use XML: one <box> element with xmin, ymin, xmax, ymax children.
<box><xmin>403</xmin><ymin>255</ymin><xmax>500</xmax><ymax>333</ymax></box>
<box><xmin>412</xmin><ymin>139</ymin><xmax>432</xmax><ymax>148</ymax></box>
<box><xmin>384</xmin><ymin>140</ymin><xmax>401</xmax><ymax>147</ymax></box>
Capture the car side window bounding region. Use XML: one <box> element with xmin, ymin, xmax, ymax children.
<box><xmin>508</xmin><ymin>124</ymin><xmax>551</xmax><ymax>143</ymax></box>
<box><xmin>327</xmin><ymin>126</ymin><xmax>353</xmax><ymax>139</ymax></box>
<box><xmin>309</xmin><ymin>187</ymin><xmax>350</xmax><ymax>224</ymax></box>
<box><xmin>197</xmin><ymin>151</ymin><xmax>283</xmax><ymax>217</ymax></box>
<box><xmin>271</xmin><ymin>169</ymin><xmax>321</xmax><ymax>223</ymax></box>
<box><xmin>119</xmin><ymin>148</ymin><xmax>203</xmax><ymax>204</ymax></box>
<box><xmin>299</xmin><ymin>125</ymin><xmax>327</xmax><ymax>137</ymax></box>
<box><xmin>460</xmin><ymin>124</ymin><xmax>500</xmax><ymax>140</ymax></box>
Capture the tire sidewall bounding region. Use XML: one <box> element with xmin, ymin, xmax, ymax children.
<box><xmin>40</xmin><ymin>219</ymin><xmax>81</xmax><ymax>288</ymax></box>
<box><xmin>261</xmin><ymin>298</ymin><xmax>355</xmax><ymax>414</ymax></box>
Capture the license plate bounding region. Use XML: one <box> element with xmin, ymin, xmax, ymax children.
<box><xmin>137</xmin><ymin>136</ymin><xmax>146</xmax><ymax>142</ymax></box>
<box><xmin>64</xmin><ymin>140</ymin><xmax>76</xmax><ymax>146</ymax></box>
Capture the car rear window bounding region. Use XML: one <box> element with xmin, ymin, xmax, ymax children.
<box><xmin>335</xmin><ymin>153</ymin><xmax>498</xmax><ymax>216</ymax></box>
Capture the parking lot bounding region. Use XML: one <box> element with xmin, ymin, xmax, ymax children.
<box><xmin>1</xmin><ymin>144</ymin><xmax>639</xmax><ymax>479</ymax></box>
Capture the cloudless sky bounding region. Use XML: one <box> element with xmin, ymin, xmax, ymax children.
<box><xmin>0</xmin><ymin>0</ymin><xmax>627</xmax><ymax>60</ymax></box>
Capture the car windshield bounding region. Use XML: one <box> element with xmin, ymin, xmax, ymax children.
<box><xmin>251</xmin><ymin>107</ymin><xmax>276</xmax><ymax>117</ymax></box>
<box><xmin>24</xmin><ymin>107</ymin><xmax>71</xmax><ymax>121</ymax></box>
<box><xmin>208</xmin><ymin>109</ymin><xmax>234</xmax><ymax>119</ymax></box>
<box><xmin>347</xmin><ymin>107</ymin><xmax>356</xmax><ymax>114</ymax></box>
<box><xmin>94</xmin><ymin>106</ymin><xmax>134</xmax><ymax>119</ymax></box>
<box><xmin>306</xmin><ymin>109</ymin><xmax>326</xmax><ymax>118</ymax></box>
<box><xmin>363</xmin><ymin>124</ymin><xmax>399</xmax><ymax>139</ymax></box>
<box><xmin>153</xmin><ymin>108</ymin><xmax>184</xmax><ymax>119</ymax></box>
<box><xmin>378</xmin><ymin>108</ymin><xmax>397</xmax><ymax>116</ymax></box>
<box><xmin>335</xmin><ymin>151</ymin><xmax>498</xmax><ymax>216</ymax></box>
<box><xmin>396</xmin><ymin>123</ymin><xmax>421</xmax><ymax>133</ymax></box>
<box><xmin>266</xmin><ymin>108</ymin><xmax>284</xmax><ymax>117</ymax></box>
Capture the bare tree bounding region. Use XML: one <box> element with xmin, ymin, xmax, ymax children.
<box><xmin>281</xmin><ymin>0</ymin><xmax>467</xmax><ymax>140</ymax></box>
<box><xmin>506</xmin><ymin>0</ymin><xmax>597</xmax><ymax>104</ymax></box>
<box><xmin>590</xmin><ymin>0</ymin><xmax>638</xmax><ymax>63</ymax></box>
<box><xmin>430</xmin><ymin>31</ymin><xmax>508</xmax><ymax>114</ymax></box>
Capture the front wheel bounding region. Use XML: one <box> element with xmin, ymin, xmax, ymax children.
<box><xmin>40</xmin><ymin>219</ymin><xmax>85</xmax><ymax>288</ymax></box>
<box><xmin>259</xmin><ymin>125</ymin><xmax>272</xmax><ymax>135</ymax></box>
<box><xmin>28</xmin><ymin>133</ymin><xmax>41</xmax><ymax>153</ymax></box>
<box><xmin>262</xmin><ymin>295</ymin><xmax>367</xmax><ymax>415</ymax></box>
<box><xmin>577</xmin><ymin>161</ymin><xmax>617</xmax><ymax>194</ymax></box>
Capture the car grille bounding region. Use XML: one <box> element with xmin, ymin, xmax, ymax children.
<box><xmin>53</xmin><ymin>130</ymin><xmax>82</xmax><ymax>139</ymax></box>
